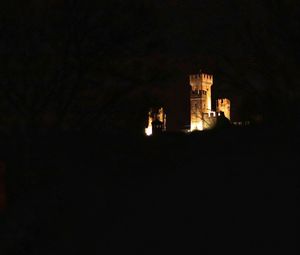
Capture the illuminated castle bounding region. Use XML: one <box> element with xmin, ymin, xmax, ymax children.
<box><xmin>190</xmin><ymin>71</ymin><xmax>230</xmax><ymax>131</ymax></box>
<box><xmin>216</xmin><ymin>98</ymin><xmax>230</xmax><ymax>120</ymax></box>
<box><xmin>145</xmin><ymin>70</ymin><xmax>231</xmax><ymax>135</ymax></box>
<box><xmin>145</xmin><ymin>107</ymin><xmax>166</xmax><ymax>136</ymax></box>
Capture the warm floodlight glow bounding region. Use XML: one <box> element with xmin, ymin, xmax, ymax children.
<box><xmin>190</xmin><ymin>71</ymin><xmax>213</xmax><ymax>131</ymax></box>
<box><xmin>216</xmin><ymin>98</ymin><xmax>231</xmax><ymax>120</ymax></box>
<box><xmin>190</xmin><ymin>121</ymin><xmax>203</xmax><ymax>131</ymax></box>
<box><xmin>144</xmin><ymin>107</ymin><xmax>166</xmax><ymax>136</ymax></box>
<box><xmin>145</xmin><ymin>126</ymin><xmax>152</xmax><ymax>136</ymax></box>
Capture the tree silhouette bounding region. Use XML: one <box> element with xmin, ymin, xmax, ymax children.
<box><xmin>0</xmin><ymin>0</ymin><xmax>166</xmax><ymax>136</ymax></box>
<box><xmin>214</xmin><ymin>1</ymin><xmax>300</xmax><ymax>125</ymax></box>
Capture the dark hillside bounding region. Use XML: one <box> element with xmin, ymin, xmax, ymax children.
<box><xmin>0</xmin><ymin>126</ymin><xmax>299</xmax><ymax>254</ymax></box>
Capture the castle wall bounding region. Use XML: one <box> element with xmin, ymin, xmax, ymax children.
<box><xmin>190</xmin><ymin>96</ymin><xmax>204</xmax><ymax>130</ymax></box>
<box><xmin>190</xmin><ymin>72</ymin><xmax>213</xmax><ymax>131</ymax></box>
<box><xmin>203</xmin><ymin>112</ymin><xmax>217</xmax><ymax>129</ymax></box>
<box><xmin>216</xmin><ymin>98</ymin><xmax>231</xmax><ymax>120</ymax></box>
<box><xmin>145</xmin><ymin>107</ymin><xmax>166</xmax><ymax>136</ymax></box>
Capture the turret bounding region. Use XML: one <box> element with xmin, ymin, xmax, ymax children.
<box><xmin>190</xmin><ymin>71</ymin><xmax>213</xmax><ymax>131</ymax></box>
<box><xmin>145</xmin><ymin>107</ymin><xmax>167</xmax><ymax>136</ymax></box>
<box><xmin>216</xmin><ymin>98</ymin><xmax>231</xmax><ymax>120</ymax></box>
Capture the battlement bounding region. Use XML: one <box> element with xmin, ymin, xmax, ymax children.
<box><xmin>217</xmin><ymin>98</ymin><xmax>230</xmax><ymax>105</ymax></box>
<box><xmin>189</xmin><ymin>72</ymin><xmax>213</xmax><ymax>86</ymax></box>
<box><xmin>201</xmin><ymin>73</ymin><xmax>213</xmax><ymax>83</ymax></box>
<box><xmin>188</xmin><ymin>69</ymin><xmax>233</xmax><ymax>131</ymax></box>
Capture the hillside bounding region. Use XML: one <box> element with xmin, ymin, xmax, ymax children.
<box><xmin>0</xmin><ymin>125</ymin><xmax>299</xmax><ymax>254</ymax></box>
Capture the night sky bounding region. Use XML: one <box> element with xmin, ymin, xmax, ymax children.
<box><xmin>1</xmin><ymin>1</ymin><xmax>300</xmax><ymax>254</ymax></box>
<box><xmin>1</xmin><ymin>0</ymin><xmax>300</xmax><ymax>131</ymax></box>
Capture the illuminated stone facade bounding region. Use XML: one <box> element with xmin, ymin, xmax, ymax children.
<box><xmin>145</xmin><ymin>107</ymin><xmax>166</xmax><ymax>136</ymax></box>
<box><xmin>190</xmin><ymin>71</ymin><xmax>230</xmax><ymax>131</ymax></box>
<box><xmin>216</xmin><ymin>98</ymin><xmax>231</xmax><ymax>120</ymax></box>
<box><xmin>144</xmin><ymin>71</ymin><xmax>232</xmax><ymax>135</ymax></box>
<box><xmin>190</xmin><ymin>72</ymin><xmax>213</xmax><ymax>131</ymax></box>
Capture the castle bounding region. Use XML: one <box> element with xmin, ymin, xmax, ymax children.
<box><xmin>145</xmin><ymin>70</ymin><xmax>231</xmax><ymax>135</ymax></box>
<box><xmin>145</xmin><ymin>107</ymin><xmax>167</xmax><ymax>136</ymax></box>
<box><xmin>190</xmin><ymin>71</ymin><xmax>230</xmax><ymax>131</ymax></box>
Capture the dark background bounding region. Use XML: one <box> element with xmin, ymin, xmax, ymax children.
<box><xmin>1</xmin><ymin>0</ymin><xmax>300</xmax><ymax>134</ymax></box>
<box><xmin>1</xmin><ymin>127</ymin><xmax>299</xmax><ymax>254</ymax></box>
<box><xmin>0</xmin><ymin>1</ymin><xmax>299</xmax><ymax>254</ymax></box>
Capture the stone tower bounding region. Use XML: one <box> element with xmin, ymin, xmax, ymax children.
<box><xmin>216</xmin><ymin>98</ymin><xmax>231</xmax><ymax>120</ymax></box>
<box><xmin>145</xmin><ymin>107</ymin><xmax>166</xmax><ymax>136</ymax></box>
<box><xmin>190</xmin><ymin>71</ymin><xmax>213</xmax><ymax>131</ymax></box>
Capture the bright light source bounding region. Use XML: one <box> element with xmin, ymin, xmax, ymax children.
<box><xmin>145</xmin><ymin>126</ymin><xmax>152</xmax><ymax>136</ymax></box>
<box><xmin>190</xmin><ymin>121</ymin><xmax>203</xmax><ymax>132</ymax></box>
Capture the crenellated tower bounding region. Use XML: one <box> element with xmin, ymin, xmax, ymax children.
<box><xmin>143</xmin><ymin>69</ymin><xmax>233</xmax><ymax>135</ymax></box>
<box><xmin>189</xmin><ymin>71</ymin><xmax>213</xmax><ymax>131</ymax></box>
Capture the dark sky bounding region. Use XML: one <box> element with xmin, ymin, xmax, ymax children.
<box><xmin>1</xmin><ymin>0</ymin><xmax>299</xmax><ymax>131</ymax></box>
